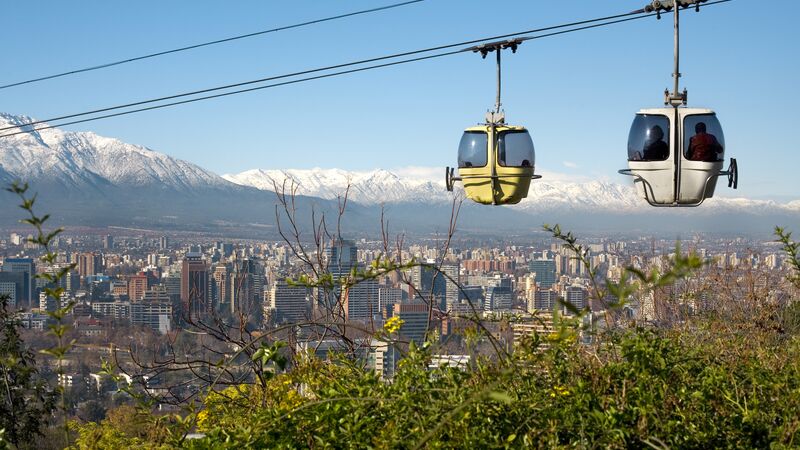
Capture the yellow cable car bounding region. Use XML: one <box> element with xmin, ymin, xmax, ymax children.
<box><xmin>446</xmin><ymin>38</ymin><xmax>540</xmax><ymax>205</ymax></box>
<box><xmin>451</xmin><ymin>123</ymin><xmax>536</xmax><ymax>205</ymax></box>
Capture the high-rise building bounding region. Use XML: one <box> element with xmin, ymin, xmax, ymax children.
<box><xmin>455</xmin><ymin>285</ymin><xmax>484</xmax><ymax>314</ymax></box>
<box><xmin>181</xmin><ymin>253</ymin><xmax>209</xmax><ymax>321</ymax></box>
<box><xmin>159</xmin><ymin>236</ymin><xmax>169</xmax><ymax>250</ymax></box>
<box><xmin>228</xmin><ymin>258</ymin><xmax>263</xmax><ymax>317</ymax></box>
<box><xmin>367</xmin><ymin>339</ymin><xmax>398</xmax><ymax>380</ymax></box>
<box><xmin>212</xmin><ymin>265</ymin><xmax>230</xmax><ymax>309</ymax></box>
<box><xmin>321</xmin><ymin>239</ymin><xmax>355</xmax><ymax>312</ymax></box>
<box><xmin>132</xmin><ymin>287</ymin><xmax>173</xmax><ymax>333</ymax></box>
<box><xmin>524</xmin><ymin>274</ymin><xmax>537</xmax><ymax>313</ymax></box>
<box><xmin>487</xmin><ymin>276</ymin><xmax>513</xmax><ymax>308</ymax></box>
<box><xmin>267</xmin><ymin>279</ymin><xmax>310</xmax><ymax>324</ymax></box>
<box><xmin>128</xmin><ymin>273</ymin><xmax>149</xmax><ymax>302</ymax></box>
<box><xmin>485</xmin><ymin>285</ymin><xmax>513</xmax><ymax>313</ymax></box>
<box><xmin>409</xmin><ymin>261</ymin><xmax>446</xmax><ymax>308</ymax></box>
<box><xmin>325</xmin><ymin>239</ymin><xmax>358</xmax><ymax>272</ymax></box>
<box><xmin>343</xmin><ymin>277</ymin><xmax>380</xmax><ymax>322</ymax></box>
<box><xmin>512</xmin><ymin>314</ymin><xmax>555</xmax><ymax>349</ymax></box>
<box><xmin>393</xmin><ymin>301</ymin><xmax>430</xmax><ymax>345</ymax></box>
<box><xmin>378</xmin><ymin>286</ymin><xmax>404</xmax><ymax>317</ymax></box>
<box><xmin>441</xmin><ymin>262</ymin><xmax>460</xmax><ymax>311</ymax></box>
<box><xmin>0</xmin><ymin>276</ymin><xmax>20</xmax><ymax>308</ymax></box>
<box><xmin>163</xmin><ymin>274</ymin><xmax>181</xmax><ymax>304</ymax></box>
<box><xmin>219</xmin><ymin>243</ymin><xmax>234</xmax><ymax>258</ymax></box>
<box><xmin>562</xmin><ymin>285</ymin><xmax>587</xmax><ymax>313</ymax></box>
<box><xmin>529</xmin><ymin>259</ymin><xmax>556</xmax><ymax>288</ymax></box>
<box><xmin>764</xmin><ymin>253</ymin><xmax>780</xmax><ymax>270</ymax></box>
<box><xmin>534</xmin><ymin>289</ymin><xmax>559</xmax><ymax>311</ymax></box>
<box><xmin>1</xmin><ymin>258</ymin><xmax>34</xmax><ymax>308</ymax></box>
<box><xmin>103</xmin><ymin>235</ymin><xmax>114</xmax><ymax>250</ymax></box>
<box><xmin>111</xmin><ymin>280</ymin><xmax>129</xmax><ymax>298</ymax></box>
<box><xmin>90</xmin><ymin>300</ymin><xmax>130</xmax><ymax>320</ymax></box>
<box><xmin>58</xmin><ymin>268</ymin><xmax>79</xmax><ymax>295</ymax></box>
<box><xmin>320</xmin><ymin>239</ymin><xmax>381</xmax><ymax>323</ymax></box>
<box><xmin>77</xmin><ymin>253</ymin><xmax>103</xmax><ymax>278</ymax></box>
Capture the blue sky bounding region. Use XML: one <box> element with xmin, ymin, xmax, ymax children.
<box><xmin>1</xmin><ymin>0</ymin><xmax>797</xmax><ymax>200</ymax></box>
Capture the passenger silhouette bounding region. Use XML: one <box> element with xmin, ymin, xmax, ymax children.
<box><xmin>688</xmin><ymin>122</ymin><xmax>723</xmax><ymax>162</ymax></box>
<box><xmin>642</xmin><ymin>125</ymin><xmax>669</xmax><ymax>160</ymax></box>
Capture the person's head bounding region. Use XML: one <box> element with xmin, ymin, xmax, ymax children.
<box><xmin>695</xmin><ymin>122</ymin><xmax>707</xmax><ymax>134</ymax></box>
<box><xmin>648</xmin><ymin>125</ymin><xmax>664</xmax><ymax>141</ymax></box>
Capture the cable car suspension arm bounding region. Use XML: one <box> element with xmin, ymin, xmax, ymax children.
<box><xmin>635</xmin><ymin>0</ymin><xmax>709</xmax><ymax>106</ymax></box>
<box><xmin>466</xmin><ymin>38</ymin><xmax>524</xmax><ymax>124</ymax></box>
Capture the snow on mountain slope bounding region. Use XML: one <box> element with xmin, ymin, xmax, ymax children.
<box><xmin>223</xmin><ymin>168</ymin><xmax>449</xmax><ymax>204</ymax></box>
<box><xmin>0</xmin><ymin>112</ymin><xmax>233</xmax><ymax>191</ymax></box>
<box><xmin>224</xmin><ymin>166</ymin><xmax>800</xmax><ymax>214</ymax></box>
<box><xmin>225</xmin><ymin>168</ymin><xmax>650</xmax><ymax>210</ymax></box>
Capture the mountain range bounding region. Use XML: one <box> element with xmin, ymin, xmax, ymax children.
<box><xmin>0</xmin><ymin>112</ymin><xmax>797</xmax><ymax>237</ymax></box>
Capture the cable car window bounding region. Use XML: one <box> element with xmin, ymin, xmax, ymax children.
<box><xmin>684</xmin><ymin>114</ymin><xmax>725</xmax><ymax>162</ymax></box>
<box><xmin>627</xmin><ymin>114</ymin><xmax>670</xmax><ymax>161</ymax></box>
<box><xmin>458</xmin><ymin>131</ymin><xmax>488</xmax><ymax>168</ymax></box>
<box><xmin>497</xmin><ymin>130</ymin><xmax>534</xmax><ymax>167</ymax></box>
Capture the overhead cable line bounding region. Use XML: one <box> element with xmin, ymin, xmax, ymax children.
<box><xmin>0</xmin><ymin>0</ymin><xmax>425</xmax><ymax>91</ymax></box>
<box><xmin>0</xmin><ymin>8</ymin><xmax>668</xmax><ymax>134</ymax></box>
<box><xmin>0</xmin><ymin>0</ymin><xmax>731</xmax><ymax>139</ymax></box>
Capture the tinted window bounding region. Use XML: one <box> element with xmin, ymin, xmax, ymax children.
<box><xmin>684</xmin><ymin>114</ymin><xmax>725</xmax><ymax>162</ymax></box>
<box><xmin>498</xmin><ymin>130</ymin><xmax>535</xmax><ymax>167</ymax></box>
<box><xmin>627</xmin><ymin>114</ymin><xmax>670</xmax><ymax>161</ymax></box>
<box><xmin>458</xmin><ymin>131</ymin><xmax>487</xmax><ymax>168</ymax></box>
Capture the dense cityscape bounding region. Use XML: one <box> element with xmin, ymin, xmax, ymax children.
<box><xmin>1</xmin><ymin>226</ymin><xmax>795</xmax><ymax>400</ymax></box>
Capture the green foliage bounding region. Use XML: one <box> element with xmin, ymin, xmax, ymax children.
<box><xmin>68</xmin><ymin>405</ymin><xmax>174</xmax><ymax>450</ymax></box>
<box><xmin>251</xmin><ymin>341</ymin><xmax>287</xmax><ymax>371</ymax></box>
<box><xmin>775</xmin><ymin>226</ymin><xmax>800</xmax><ymax>289</ymax></box>
<box><xmin>6</xmin><ymin>181</ymin><xmax>79</xmax><ymax>447</ymax></box>
<box><xmin>72</xmin><ymin>327</ymin><xmax>798</xmax><ymax>449</ymax></box>
<box><xmin>0</xmin><ymin>295</ymin><xmax>57</xmax><ymax>447</ymax></box>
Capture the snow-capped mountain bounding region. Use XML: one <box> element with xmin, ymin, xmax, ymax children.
<box><xmin>223</xmin><ymin>168</ymin><xmax>449</xmax><ymax>204</ymax></box>
<box><xmin>0</xmin><ymin>113</ymin><xmax>350</xmax><ymax>233</ymax></box>
<box><xmin>0</xmin><ymin>112</ymin><xmax>232</xmax><ymax>191</ymax></box>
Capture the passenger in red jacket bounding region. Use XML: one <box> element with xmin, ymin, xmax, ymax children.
<box><xmin>688</xmin><ymin>122</ymin><xmax>723</xmax><ymax>162</ymax></box>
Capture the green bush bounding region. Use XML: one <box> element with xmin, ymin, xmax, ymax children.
<box><xmin>67</xmin><ymin>324</ymin><xmax>798</xmax><ymax>449</ymax></box>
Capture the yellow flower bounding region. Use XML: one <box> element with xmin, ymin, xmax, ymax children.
<box><xmin>196</xmin><ymin>410</ymin><xmax>209</xmax><ymax>428</ymax></box>
<box><xmin>552</xmin><ymin>385</ymin><xmax>571</xmax><ymax>397</ymax></box>
<box><xmin>384</xmin><ymin>316</ymin><xmax>404</xmax><ymax>334</ymax></box>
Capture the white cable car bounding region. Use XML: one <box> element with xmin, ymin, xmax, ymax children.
<box><xmin>619</xmin><ymin>0</ymin><xmax>737</xmax><ymax>206</ymax></box>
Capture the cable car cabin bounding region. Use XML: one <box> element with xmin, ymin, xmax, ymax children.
<box><xmin>622</xmin><ymin>107</ymin><xmax>735</xmax><ymax>206</ymax></box>
<box><xmin>455</xmin><ymin>124</ymin><xmax>536</xmax><ymax>205</ymax></box>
